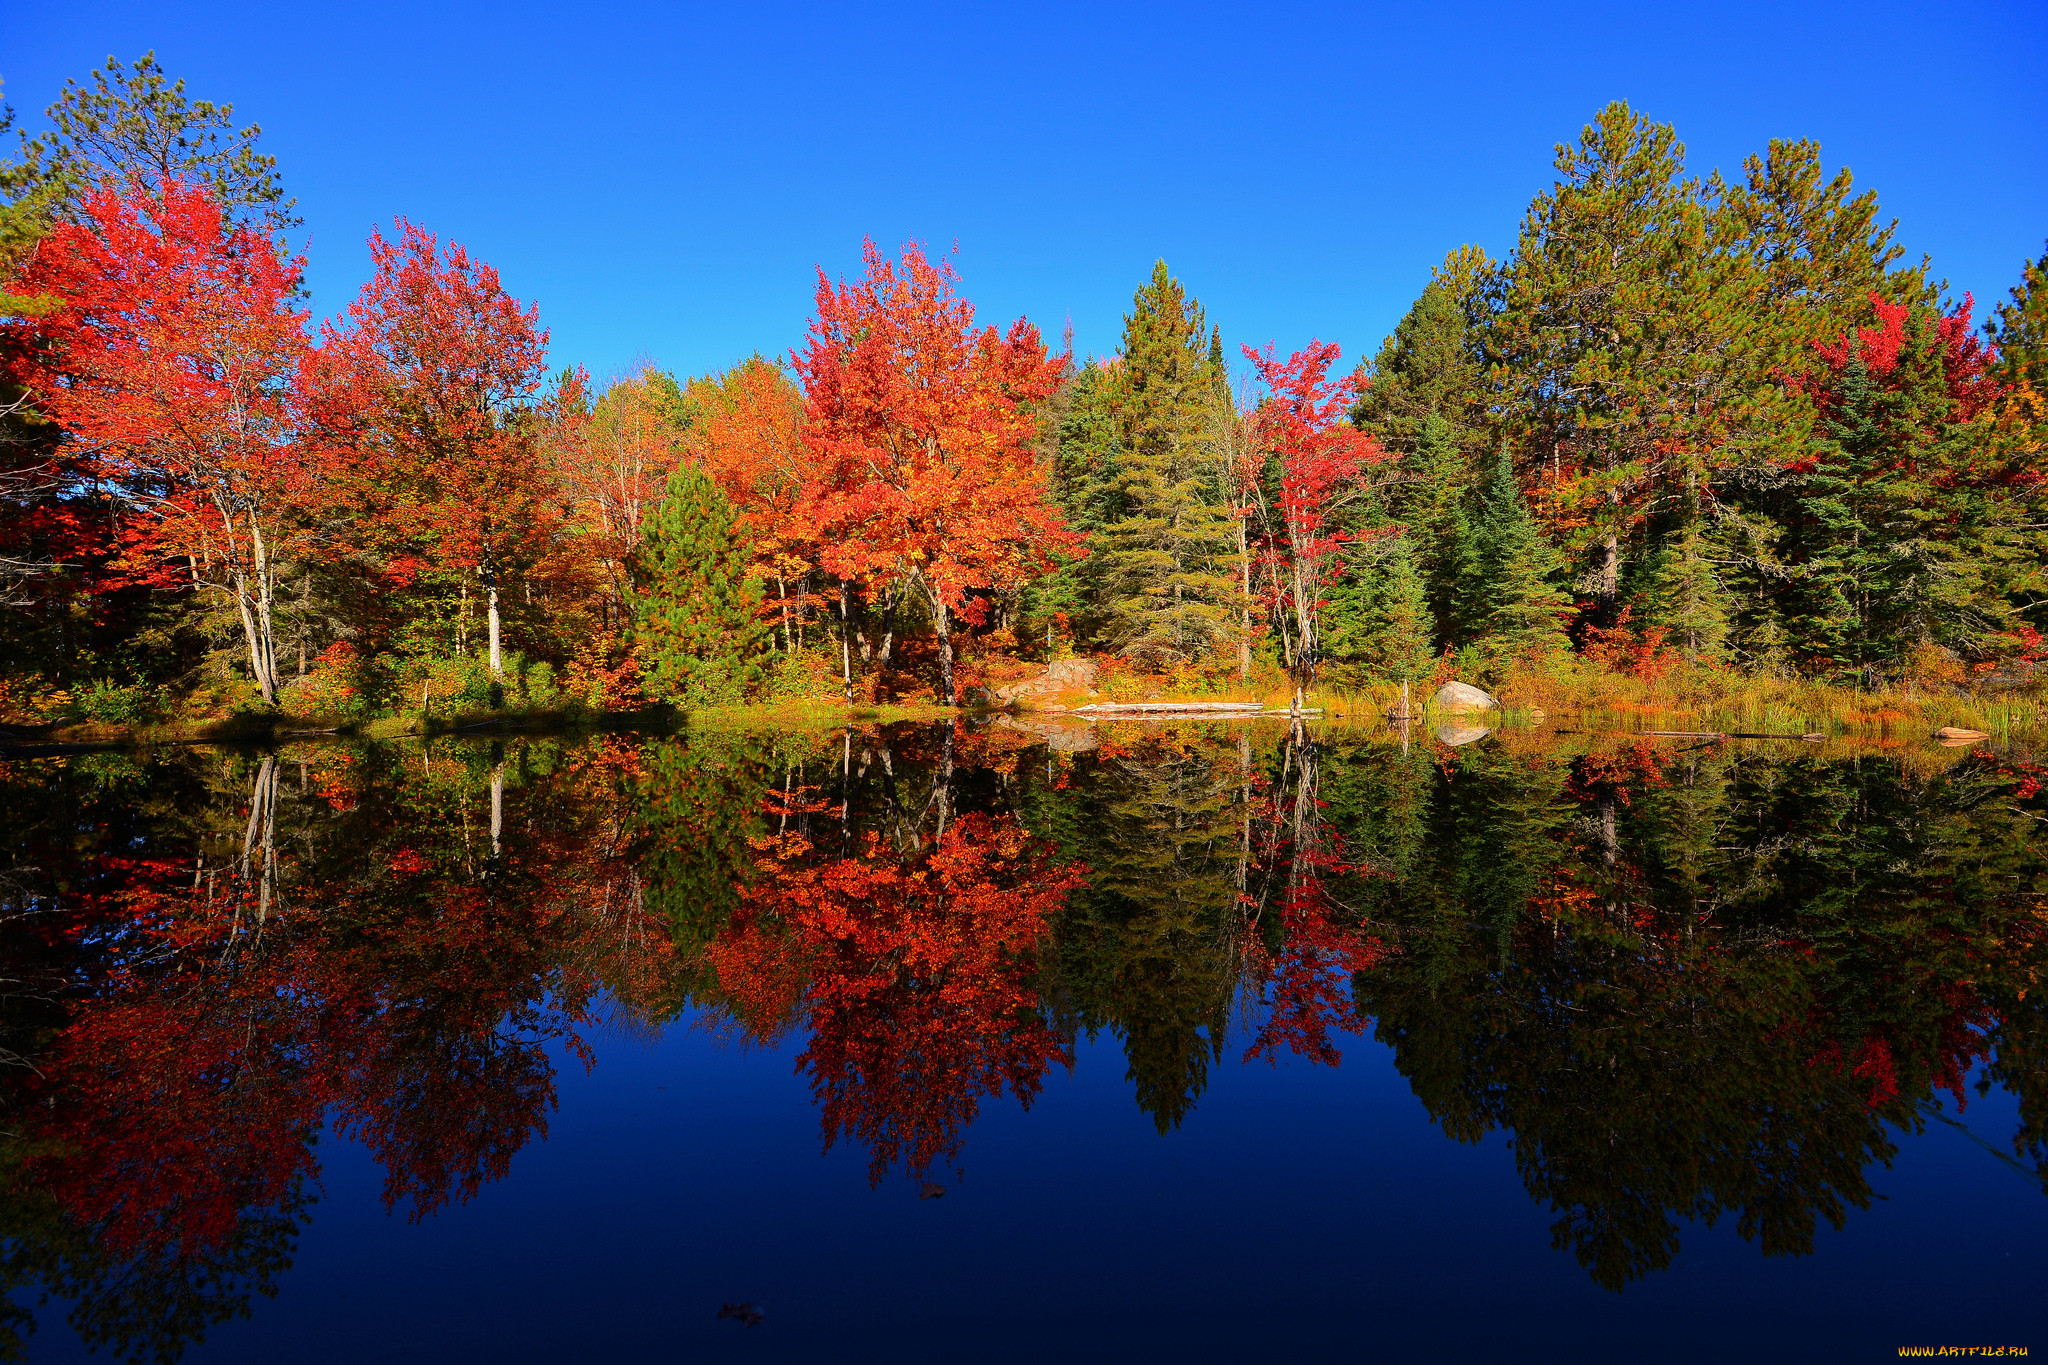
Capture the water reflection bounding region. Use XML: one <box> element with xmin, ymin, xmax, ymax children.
<box><xmin>1</xmin><ymin>724</ymin><xmax>2043</xmax><ymax>1357</ymax></box>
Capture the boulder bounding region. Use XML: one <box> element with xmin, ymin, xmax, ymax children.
<box><xmin>1933</xmin><ymin>726</ymin><xmax>1990</xmax><ymax>745</ymax></box>
<box><xmin>1432</xmin><ymin>680</ymin><xmax>1497</xmax><ymax>712</ymax></box>
<box><xmin>991</xmin><ymin>657</ymin><xmax>1101</xmax><ymax>708</ymax></box>
<box><xmin>1045</xmin><ymin>658</ymin><xmax>1099</xmax><ymax>688</ymax></box>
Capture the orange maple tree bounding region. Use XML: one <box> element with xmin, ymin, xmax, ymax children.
<box><xmin>686</xmin><ymin>357</ymin><xmax>820</xmax><ymax>651</ymax></box>
<box><xmin>793</xmin><ymin>240</ymin><xmax>1078</xmax><ymax>703</ymax></box>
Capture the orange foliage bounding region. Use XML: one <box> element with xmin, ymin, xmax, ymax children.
<box><xmin>711</xmin><ymin>813</ymin><xmax>1085</xmax><ymax>1183</ymax></box>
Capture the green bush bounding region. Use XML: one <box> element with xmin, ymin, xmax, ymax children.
<box><xmin>71</xmin><ymin>679</ymin><xmax>163</xmax><ymax>727</ymax></box>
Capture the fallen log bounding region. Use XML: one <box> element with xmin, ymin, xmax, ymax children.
<box><xmin>1071</xmin><ymin>701</ymin><xmax>1266</xmax><ymax>714</ymax></box>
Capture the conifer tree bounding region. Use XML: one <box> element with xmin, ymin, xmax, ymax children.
<box><xmin>1641</xmin><ymin>499</ymin><xmax>1731</xmax><ymax>662</ymax></box>
<box><xmin>1095</xmin><ymin>262</ymin><xmax>1239</xmax><ymax>665</ymax></box>
<box><xmin>1359</xmin><ymin>534</ymin><xmax>1436</xmax><ymax>682</ymax></box>
<box><xmin>1351</xmin><ymin>266</ymin><xmax>1487</xmax><ymax>457</ymax></box>
<box><xmin>1392</xmin><ymin>413</ymin><xmax>1487</xmax><ymax>649</ymax></box>
<box><xmin>629</xmin><ymin>464</ymin><xmax>768</xmax><ymax>705</ymax></box>
<box><xmin>1988</xmin><ymin>242</ymin><xmax>2048</xmax><ymax>391</ymax></box>
<box><xmin>1472</xmin><ymin>447</ymin><xmax>1571</xmax><ymax>657</ymax></box>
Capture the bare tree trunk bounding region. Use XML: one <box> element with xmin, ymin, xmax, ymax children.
<box><xmin>875</xmin><ymin>587</ymin><xmax>897</xmax><ymax>672</ymax></box>
<box><xmin>837</xmin><ymin>579</ymin><xmax>854</xmax><ymax>702</ymax></box>
<box><xmin>1237</xmin><ymin>518</ymin><xmax>1253</xmax><ymax>681</ymax></box>
<box><xmin>1597</xmin><ymin>483</ymin><xmax>1621</xmax><ymax>624</ymax></box>
<box><xmin>930</xmin><ymin>588</ymin><xmax>957</xmax><ymax>707</ymax></box>
<box><xmin>487</xmin><ymin>586</ymin><xmax>502</xmax><ymax>675</ymax></box>
<box><xmin>232</xmin><ymin>578</ymin><xmax>272</xmax><ymax>705</ymax></box>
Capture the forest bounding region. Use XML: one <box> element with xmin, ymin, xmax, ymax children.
<box><xmin>2</xmin><ymin>55</ymin><xmax>2046</xmax><ymax>728</ymax></box>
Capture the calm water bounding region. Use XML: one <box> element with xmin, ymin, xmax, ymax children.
<box><xmin>3</xmin><ymin>721</ymin><xmax>2044</xmax><ymax>1362</ymax></box>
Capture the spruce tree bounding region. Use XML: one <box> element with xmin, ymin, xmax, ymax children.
<box><xmin>1400</xmin><ymin>414</ymin><xmax>1486</xmax><ymax>649</ymax></box>
<box><xmin>629</xmin><ymin>464</ymin><xmax>768</xmax><ymax>705</ymax></box>
<box><xmin>1642</xmin><ymin>500</ymin><xmax>1732</xmax><ymax>663</ymax></box>
<box><xmin>1361</xmin><ymin>534</ymin><xmax>1437</xmax><ymax>683</ymax></box>
<box><xmin>1988</xmin><ymin>241</ymin><xmax>2048</xmax><ymax>391</ymax></box>
<box><xmin>1095</xmin><ymin>261</ymin><xmax>1239</xmax><ymax>665</ymax></box>
<box><xmin>1472</xmin><ymin>447</ymin><xmax>1571</xmax><ymax>658</ymax></box>
<box><xmin>1350</xmin><ymin>270</ymin><xmax>1487</xmax><ymax>456</ymax></box>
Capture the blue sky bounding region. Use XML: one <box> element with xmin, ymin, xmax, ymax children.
<box><xmin>6</xmin><ymin>0</ymin><xmax>2044</xmax><ymax>386</ymax></box>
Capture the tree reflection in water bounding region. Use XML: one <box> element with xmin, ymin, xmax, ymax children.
<box><xmin>0</xmin><ymin>723</ymin><xmax>2042</xmax><ymax>1357</ymax></box>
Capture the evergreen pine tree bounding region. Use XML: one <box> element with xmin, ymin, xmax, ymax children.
<box><xmin>1350</xmin><ymin>270</ymin><xmax>1487</xmax><ymax>456</ymax></box>
<box><xmin>1361</xmin><ymin>533</ymin><xmax>1437</xmax><ymax>683</ymax></box>
<box><xmin>1095</xmin><ymin>261</ymin><xmax>1240</xmax><ymax>665</ymax></box>
<box><xmin>1400</xmin><ymin>414</ymin><xmax>1486</xmax><ymax>649</ymax></box>
<box><xmin>629</xmin><ymin>464</ymin><xmax>768</xmax><ymax>704</ymax></box>
<box><xmin>1472</xmin><ymin>447</ymin><xmax>1571</xmax><ymax>657</ymax></box>
<box><xmin>1641</xmin><ymin>500</ymin><xmax>1732</xmax><ymax>663</ymax></box>
<box><xmin>1988</xmin><ymin>241</ymin><xmax>2048</xmax><ymax>391</ymax></box>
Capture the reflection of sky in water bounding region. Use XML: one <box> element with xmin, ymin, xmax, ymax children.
<box><xmin>12</xmin><ymin>728</ymin><xmax>2047</xmax><ymax>1360</ymax></box>
<box><xmin>44</xmin><ymin>1030</ymin><xmax>2025</xmax><ymax>1364</ymax></box>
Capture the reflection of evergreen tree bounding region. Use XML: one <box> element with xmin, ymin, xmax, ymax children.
<box><xmin>632</xmin><ymin>731</ymin><xmax>772</xmax><ymax>963</ymax></box>
<box><xmin>1026</xmin><ymin>731</ymin><xmax>1265</xmax><ymax>1132</ymax></box>
<box><xmin>1354</xmin><ymin>741</ymin><xmax>2048</xmax><ymax>1289</ymax></box>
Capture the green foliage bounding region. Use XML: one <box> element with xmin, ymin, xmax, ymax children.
<box><xmin>17</xmin><ymin>52</ymin><xmax>297</xmax><ymax>234</ymax></box>
<box><xmin>1351</xmin><ymin>268</ymin><xmax>1487</xmax><ymax>457</ymax></box>
<box><xmin>68</xmin><ymin>677</ymin><xmax>164</xmax><ymax>727</ymax></box>
<box><xmin>1089</xmin><ymin>262</ymin><xmax>1240</xmax><ymax>665</ymax></box>
<box><xmin>1988</xmin><ymin>240</ymin><xmax>2048</xmax><ymax>391</ymax></box>
<box><xmin>628</xmin><ymin>465</ymin><xmax>769</xmax><ymax>706</ymax></box>
<box><xmin>1472</xmin><ymin>447</ymin><xmax>1571</xmax><ymax>658</ymax></box>
<box><xmin>1326</xmin><ymin>533</ymin><xmax>1436</xmax><ymax>683</ymax></box>
<box><xmin>1640</xmin><ymin>501</ymin><xmax>1732</xmax><ymax>663</ymax></box>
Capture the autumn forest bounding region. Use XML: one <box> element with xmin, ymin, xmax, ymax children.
<box><xmin>2</xmin><ymin>57</ymin><xmax>2044</xmax><ymax>730</ymax></box>
<box><xmin>1</xmin><ymin>47</ymin><xmax>2045</xmax><ymax>1365</ymax></box>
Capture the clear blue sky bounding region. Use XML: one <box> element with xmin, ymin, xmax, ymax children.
<box><xmin>6</xmin><ymin>0</ymin><xmax>2044</xmax><ymax>386</ymax></box>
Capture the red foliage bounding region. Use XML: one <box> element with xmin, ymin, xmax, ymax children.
<box><xmin>1579</xmin><ymin>606</ymin><xmax>1676</xmax><ymax>682</ymax></box>
<box><xmin>793</xmin><ymin>240</ymin><xmax>1079</xmax><ymax>701</ymax></box>
<box><xmin>309</xmin><ymin>219</ymin><xmax>553</xmax><ymax>601</ymax></box>
<box><xmin>9</xmin><ymin>179</ymin><xmax>322</xmax><ymax>697</ymax></box>
<box><xmin>711</xmin><ymin>813</ymin><xmax>1085</xmax><ymax>1183</ymax></box>
<box><xmin>1241</xmin><ymin>340</ymin><xmax>1390</xmax><ymax>676</ymax></box>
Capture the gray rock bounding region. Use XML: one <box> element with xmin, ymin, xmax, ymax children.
<box><xmin>992</xmin><ymin>657</ymin><xmax>1101</xmax><ymax>707</ymax></box>
<box><xmin>1432</xmin><ymin>680</ymin><xmax>1496</xmax><ymax>712</ymax></box>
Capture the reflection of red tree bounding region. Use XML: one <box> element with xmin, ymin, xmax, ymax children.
<box><xmin>1238</xmin><ymin>739</ymin><xmax>1386</xmax><ymax>1067</ymax></box>
<box><xmin>6</xmin><ymin>741</ymin><xmax>661</xmax><ymax>1289</ymax></box>
<box><xmin>1243</xmin><ymin>835</ymin><xmax>1385</xmax><ymax>1067</ymax></box>
<box><xmin>710</xmin><ymin>813</ymin><xmax>1084</xmax><ymax>1183</ymax></box>
<box><xmin>25</xmin><ymin>977</ymin><xmax>320</xmax><ymax>1261</ymax></box>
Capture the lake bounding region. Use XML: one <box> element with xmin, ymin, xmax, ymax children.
<box><xmin>3</xmin><ymin>720</ymin><xmax>2043</xmax><ymax>1362</ymax></box>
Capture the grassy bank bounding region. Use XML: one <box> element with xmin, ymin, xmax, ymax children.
<box><xmin>7</xmin><ymin>655</ymin><xmax>2042</xmax><ymax>755</ymax></box>
<box><xmin>0</xmin><ymin>694</ymin><xmax>981</xmax><ymax>755</ymax></box>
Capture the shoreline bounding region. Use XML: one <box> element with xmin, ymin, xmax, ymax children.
<box><xmin>2</xmin><ymin>686</ymin><xmax>2037</xmax><ymax>759</ymax></box>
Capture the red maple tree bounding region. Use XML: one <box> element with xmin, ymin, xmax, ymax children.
<box><xmin>10</xmin><ymin>179</ymin><xmax>319</xmax><ymax>704</ymax></box>
<box><xmin>793</xmin><ymin>240</ymin><xmax>1078</xmax><ymax>704</ymax></box>
<box><xmin>1242</xmin><ymin>340</ymin><xmax>1389</xmax><ymax>711</ymax></box>
<box><xmin>308</xmin><ymin>220</ymin><xmax>551</xmax><ymax>676</ymax></box>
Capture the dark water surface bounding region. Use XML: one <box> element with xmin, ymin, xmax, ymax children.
<box><xmin>3</xmin><ymin>721</ymin><xmax>2044</xmax><ymax>1362</ymax></box>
